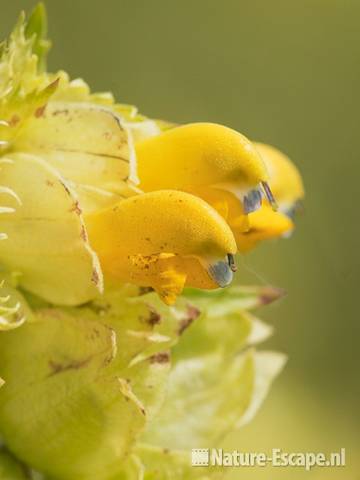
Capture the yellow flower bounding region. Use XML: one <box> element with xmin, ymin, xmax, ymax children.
<box><xmin>86</xmin><ymin>190</ymin><xmax>237</xmax><ymax>305</ymax></box>
<box><xmin>236</xmin><ymin>204</ymin><xmax>294</xmax><ymax>252</ymax></box>
<box><xmin>136</xmin><ymin>122</ymin><xmax>276</xmax><ymax>218</ymax></box>
<box><xmin>235</xmin><ymin>142</ymin><xmax>305</xmax><ymax>251</ymax></box>
<box><xmin>255</xmin><ymin>142</ymin><xmax>304</xmax><ymax>216</ymax></box>
<box><xmin>135</xmin><ymin>122</ymin><xmax>305</xmax><ymax>253</ymax></box>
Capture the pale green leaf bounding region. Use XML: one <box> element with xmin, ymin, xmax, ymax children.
<box><xmin>184</xmin><ymin>285</ymin><xmax>285</xmax><ymax>315</ymax></box>
<box><xmin>0</xmin><ymin>308</ymin><xmax>143</xmax><ymax>480</ymax></box>
<box><xmin>0</xmin><ymin>153</ymin><xmax>102</xmax><ymax>305</ymax></box>
<box><xmin>0</xmin><ymin>286</ymin><xmax>190</xmax><ymax>479</ymax></box>
<box><xmin>142</xmin><ymin>349</ymin><xmax>286</xmax><ymax>450</ymax></box>
<box><xmin>0</xmin><ymin>450</ymin><xmax>28</xmax><ymax>480</ymax></box>
<box><xmin>14</xmin><ymin>101</ymin><xmax>138</xmax><ymax>196</ymax></box>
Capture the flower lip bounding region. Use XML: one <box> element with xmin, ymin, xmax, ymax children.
<box><xmin>243</xmin><ymin>188</ymin><xmax>262</xmax><ymax>214</ymax></box>
<box><xmin>207</xmin><ymin>257</ymin><xmax>234</xmax><ymax>288</ymax></box>
<box><xmin>284</xmin><ymin>199</ymin><xmax>304</xmax><ymax>219</ymax></box>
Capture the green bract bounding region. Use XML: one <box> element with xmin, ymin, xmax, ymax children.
<box><xmin>0</xmin><ymin>5</ymin><xmax>288</xmax><ymax>480</ymax></box>
<box><xmin>0</xmin><ymin>449</ymin><xmax>28</xmax><ymax>480</ymax></box>
<box><xmin>0</xmin><ymin>286</ymin><xmax>285</xmax><ymax>479</ymax></box>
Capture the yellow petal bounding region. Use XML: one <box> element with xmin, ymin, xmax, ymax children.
<box><xmin>255</xmin><ymin>142</ymin><xmax>304</xmax><ymax>211</ymax></box>
<box><xmin>195</xmin><ymin>186</ymin><xmax>250</xmax><ymax>232</ymax></box>
<box><xmin>155</xmin><ymin>268</ymin><xmax>187</xmax><ymax>305</ymax></box>
<box><xmin>236</xmin><ymin>205</ymin><xmax>294</xmax><ymax>252</ymax></box>
<box><xmin>137</xmin><ymin>123</ymin><xmax>269</xmax><ymax>192</ymax></box>
<box><xmin>136</xmin><ymin>122</ymin><xmax>275</xmax><ymax>245</ymax></box>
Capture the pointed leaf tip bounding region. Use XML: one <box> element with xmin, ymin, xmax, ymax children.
<box><xmin>25</xmin><ymin>3</ymin><xmax>48</xmax><ymax>39</ymax></box>
<box><xmin>258</xmin><ymin>286</ymin><xmax>287</xmax><ymax>305</ymax></box>
<box><xmin>25</xmin><ymin>2</ymin><xmax>51</xmax><ymax>72</ymax></box>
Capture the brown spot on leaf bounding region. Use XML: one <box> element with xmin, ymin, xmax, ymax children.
<box><xmin>69</xmin><ymin>201</ymin><xmax>82</xmax><ymax>215</ymax></box>
<box><xmin>102</xmin><ymin>353</ymin><xmax>114</xmax><ymax>367</ymax></box>
<box><xmin>9</xmin><ymin>114</ymin><xmax>20</xmax><ymax>127</ymax></box>
<box><xmin>144</xmin><ymin>307</ymin><xmax>161</xmax><ymax>326</ymax></box>
<box><xmin>178</xmin><ymin>304</ymin><xmax>200</xmax><ymax>335</ymax></box>
<box><xmin>187</xmin><ymin>305</ymin><xmax>201</xmax><ymax>321</ymax></box>
<box><xmin>138</xmin><ymin>287</ymin><xmax>154</xmax><ymax>295</ymax></box>
<box><xmin>91</xmin><ymin>268</ymin><xmax>100</xmax><ymax>285</ymax></box>
<box><xmin>178</xmin><ymin>317</ymin><xmax>194</xmax><ymax>335</ymax></box>
<box><xmin>47</xmin><ymin>77</ymin><xmax>60</xmax><ymax>92</ymax></box>
<box><xmin>48</xmin><ymin>357</ymin><xmax>91</xmax><ymax>377</ymax></box>
<box><xmin>46</xmin><ymin>179</ymin><xmax>55</xmax><ymax>187</ymax></box>
<box><xmin>259</xmin><ymin>286</ymin><xmax>287</xmax><ymax>305</ymax></box>
<box><xmin>80</xmin><ymin>225</ymin><xmax>88</xmax><ymax>242</ymax></box>
<box><xmin>149</xmin><ymin>352</ymin><xmax>170</xmax><ymax>364</ymax></box>
<box><xmin>60</xmin><ymin>181</ymin><xmax>71</xmax><ymax>195</ymax></box>
<box><xmin>34</xmin><ymin>105</ymin><xmax>47</xmax><ymax>118</ymax></box>
<box><xmin>52</xmin><ymin>109</ymin><xmax>69</xmax><ymax>117</ymax></box>
<box><xmin>103</xmin><ymin>131</ymin><xmax>113</xmax><ymax>140</ymax></box>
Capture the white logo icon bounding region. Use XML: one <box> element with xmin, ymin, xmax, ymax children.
<box><xmin>191</xmin><ymin>448</ymin><xmax>210</xmax><ymax>466</ymax></box>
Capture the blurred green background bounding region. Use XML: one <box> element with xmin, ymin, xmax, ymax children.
<box><xmin>1</xmin><ymin>1</ymin><xmax>359</xmax><ymax>478</ymax></box>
